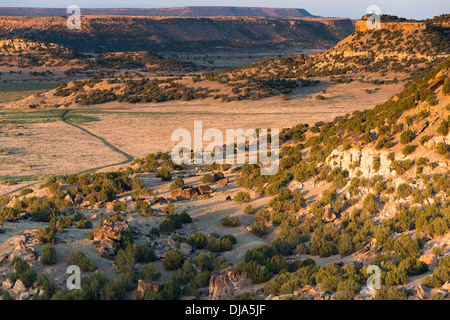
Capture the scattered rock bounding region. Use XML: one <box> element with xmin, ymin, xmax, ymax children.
<box><xmin>152</xmin><ymin>236</ymin><xmax>192</xmax><ymax>259</ymax></box>
<box><xmin>18</xmin><ymin>292</ymin><xmax>30</xmax><ymax>300</ymax></box>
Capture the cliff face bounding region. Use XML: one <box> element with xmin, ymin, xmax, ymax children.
<box><xmin>0</xmin><ymin>16</ymin><xmax>354</xmax><ymax>53</ymax></box>
<box><xmin>355</xmin><ymin>20</ymin><xmax>428</xmax><ymax>32</ymax></box>
<box><xmin>0</xmin><ymin>6</ymin><xmax>314</xmax><ymax>19</ymax></box>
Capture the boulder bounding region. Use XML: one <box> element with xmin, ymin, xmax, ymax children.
<box><xmin>419</xmin><ymin>254</ymin><xmax>438</xmax><ymax>268</ymax></box>
<box><xmin>2</xmin><ymin>278</ymin><xmax>14</xmax><ymax>290</ymax></box>
<box><xmin>208</xmin><ymin>266</ymin><xmax>253</xmax><ymax>300</ymax></box>
<box><xmin>95</xmin><ymin>238</ymin><xmax>120</xmax><ymax>256</ymax></box>
<box><xmin>216</xmin><ymin>178</ymin><xmax>229</xmax><ymax>187</ymax></box>
<box><xmin>105</xmin><ymin>200</ymin><xmax>120</xmax><ymax>210</ymax></box>
<box><xmin>171</xmin><ymin>186</ymin><xmax>197</xmax><ymax>199</ymax></box>
<box><xmin>196</xmin><ymin>185</ymin><xmax>212</xmax><ymax>195</ymax></box>
<box><xmin>171</xmin><ymin>185</ymin><xmax>213</xmax><ymax>199</ymax></box>
<box><xmin>322</xmin><ymin>205</ymin><xmax>336</xmax><ymax>222</ymax></box>
<box><xmin>12</xmin><ymin>279</ymin><xmax>26</xmax><ymax>295</ymax></box>
<box><xmin>137</xmin><ymin>280</ymin><xmax>162</xmax><ymax>295</ymax></box>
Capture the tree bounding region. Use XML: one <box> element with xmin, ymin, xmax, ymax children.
<box><xmin>244</xmin><ymin>205</ymin><xmax>255</xmax><ymax>214</ymax></box>
<box><xmin>163</xmin><ymin>249</ymin><xmax>184</xmax><ymax>271</ymax></box>
<box><xmin>161</xmin><ymin>280</ymin><xmax>180</xmax><ymax>300</ymax></box>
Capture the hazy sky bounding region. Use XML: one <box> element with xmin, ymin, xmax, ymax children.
<box><xmin>0</xmin><ymin>0</ymin><xmax>448</xmax><ymax>19</ymax></box>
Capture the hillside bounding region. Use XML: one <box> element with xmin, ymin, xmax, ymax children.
<box><xmin>0</xmin><ymin>36</ymin><xmax>200</xmax><ymax>75</ymax></box>
<box><xmin>206</xmin><ymin>15</ymin><xmax>450</xmax><ymax>82</ymax></box>
<box><xmin>0</xmin><ymin>16</ymin><xmax>354</xmax><ymax>53</ymax></box>
<box><xmin>0</xmin><ymin>6</ymin><xmax>314</xmax><ymax>18</ymax></box>
<box><xmin>1</xmin><ymin>57</ymin><xmax>450</xmax><ymax>301</ymax></box>
<box><xmin>0</xmin><ymin>36</ymin><xmax>85</xmax><ymax>68</ymax></box>
<box><xmin>8</xmin><ymin>16</ymin><xmax>450</xmax><ymax>109</ymax></box>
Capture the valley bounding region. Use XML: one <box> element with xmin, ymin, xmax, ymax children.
<box><xmin>0</xmin><ymin>12</ymin><xmax>449</xmax><ymax>303</ymax></box>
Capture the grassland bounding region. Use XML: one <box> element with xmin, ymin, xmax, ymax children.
<box><xmin>0</xmin><ymin>82</ymin><xmax>56</xmax><ymax>103</ymax></box>
<box><xmin>0</xmin><ymin>108</ymin><xmax>97</xmax><ymax>124</ymax></box>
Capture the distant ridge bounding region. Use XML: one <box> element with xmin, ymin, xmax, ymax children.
<box><xmin>0</xmin><ymin>6</ymin><xmax>315</xmax><ymax>18</ymax></box>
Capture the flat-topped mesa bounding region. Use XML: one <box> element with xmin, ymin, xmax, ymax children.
<box><xmin>355</xmin><ymin>20</ymin><xmax>428</xmax><ymax>32</ymax></box>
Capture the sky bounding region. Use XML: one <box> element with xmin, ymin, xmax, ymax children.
<box><xmin>0</xmin><ymin>0</ymin><xmax>448</xmax><ymax>20</ymax></box>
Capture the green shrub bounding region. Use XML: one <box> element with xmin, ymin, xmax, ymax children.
<box><xmin>250</xmin><ymin>221</ymin><xmax>269</xmax><ymax>236</ymax></box>
<box><xmin>187</xmin><ymin>232</ymin><xmax>208</xmax><ymax>249</ymax></box>
<box><xmin>40</xmin><ymin>245</ymin><xmax>56</xmax><ymax>265</ymax></box>
<box><xmin>66</xmin><ymin>250</ymin><xmax>96</xmax><ymax>272</ymax></box>
<box><xmin>400</xmin><ymin>129</ymin><xmax>415</xmax><ymax>144</ymax></box>
<box><xmin>36</xmin><ymin>227</ymin><xmax>56</xmax><ymax>244</ymax></box>
<box><xmin>139</xmin><ymin>264</ymin><xmax>161</xmax><ymax>281</ymax></box>
<box><xmin>163</xmin><ymin>249</ymin><xmax>184</xmax><ymax>271</ymax></box>
<box><xmin>161</xmin><ymin>280</ymin><xmax>180</xmax><ymax>300</ymax></box>
<box><xmin>202</xmin><ymin>174</ymin><xmax>215</xmax><ymax>184</ymax></box>
<box><xmin>77</xmin><ymin>218</ymin><xmax>92</xmax><ymax>229</ymax></box>
<box><xmin>220</xmin><ymin>215</ymin><xmax>240</xmax><ymax>227</ymax></box>
<box><xmin>103</xmin><ymin>281</ymin><xmax>125</xmax><ymax>300</ymax></box>
<box><xmin>244</xmin><ymin>204</ymin><xmax>255</xmax><ymax>214</ymax></box>
<box><xmin>402</xmin><ymin>145</ymin><xmax>416</xmax><ymax>156</ymax></box>
<box><xmin>170</xmin><ymin>178</ymin><xmax>184</xmax><ymax>190</ymax></box>
<box><xmin>234</xmin><ymin>191</ymin><xmax>251</xmax><ymax>204</ymax></box>
<box><xmin>156</xmin><ymin>169</ymin><xmax>172</xmax><ymax>181</ymax></box>
<box><xmin>374</xmin><ymin>286</ymin><xmax>408</xmax><ymax>300</ymax></box>
<box><xmin>10</xmin><ymin>260</ymin><xmax>37</xmax><ymax>287</ymax></box>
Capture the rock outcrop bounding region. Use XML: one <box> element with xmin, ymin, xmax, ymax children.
<box><xmin>92</xmin><ymin>219</ymin><xmax>130</xmax><ymax>256</ymax></box>
<box><xmin>355</xmin><ymin>20</ymin><xmax>427</xmax><ymax>32</ymax></box>
<box><xmin>208</xmin><ymin>266</ymin><xmax>253</xmax><ymax>300</ymax></box>
<box><xmin>170</xmin><ymin>185</ymin><xmax>213</xmax><ymax>200</ymax></box>
<box><xmin>137</xmin><ymin>279</ymin><xmax>162</xmax><ymax>296</ymax></box>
